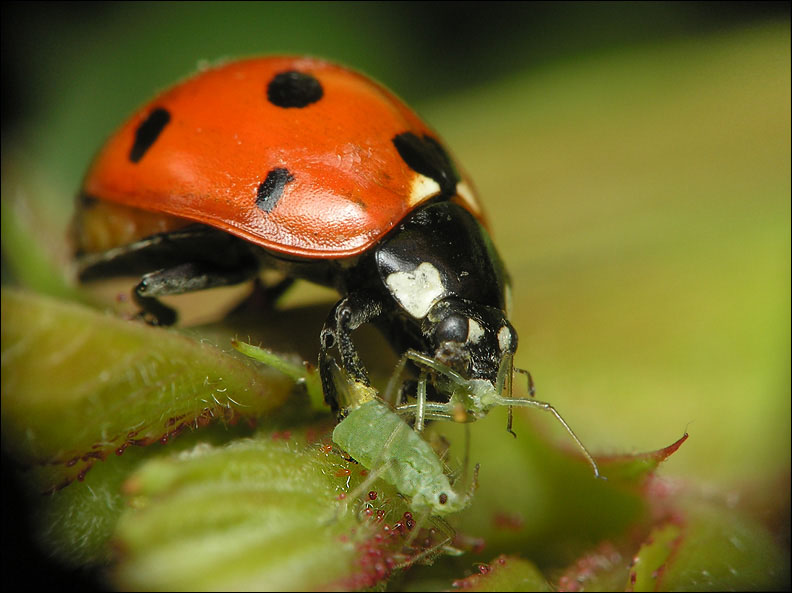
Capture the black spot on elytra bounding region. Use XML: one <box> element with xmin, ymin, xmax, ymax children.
<box><xmin>267</xmin><ymin>71</ymin><xmax>323</xmax><ymax>108</ymax></box>
<box><xmin>129</xmin><ymin>108</ymin><xmax>170</xmax><ymax>163</ymax></box>
<box><xmin>256</xmin><ymin>168</ymin><xmax>294</xmax><ymax>212</ymax></box>
<box><xmin>392</xmin><ymin>132</ymin><xmax>460</xmax><ymax>196</ymax></box>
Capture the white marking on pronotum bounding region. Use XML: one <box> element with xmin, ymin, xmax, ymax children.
<box><xmin>408</xmin><ymin>174</ymin><xmax>442</xmax><ymax>207</ymax></box>
<box><xmin>498</xmin><ymin>325</ymin><xmax>512</xmax><ymax>352</ymax></box>
<box><xmin>455</xmin><ymin>181</ymin><xmax>481</xmax><ymax>213</ymax></box>
<box><xmin>467</xmin><ymin>318</ymin><xmax>485</xmax><ymax>344</ymax></box>
<box><xmin>386</xmin><ymin>262</ymin><xmax>446</xmax><ymax>319</ymax></box>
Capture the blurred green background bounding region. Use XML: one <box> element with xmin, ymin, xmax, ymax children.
<box><xmin>2</xmin><ymin>1</ymin><xmax>789</xmax><ymax>588</ymax></box>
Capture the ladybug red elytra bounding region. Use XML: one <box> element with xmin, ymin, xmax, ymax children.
<box><xmin>72</xmin><ymin>56</ymin><xmax>517</xmax><ymax>411</ymax></box>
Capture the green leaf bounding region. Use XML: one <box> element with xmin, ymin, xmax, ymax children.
<box><xmin>0</xmin><ymin>166</ymin><xmax>77</xmax><ymax>298</ymax></box>
<box><xmin>113</xmin><ymin>430</ymin><xmax>452</xmax><ymax>591</ymax></box>
<box><xmin>1</xmin><ymin>288</ymin><xmax>295</xmax><ymax>494</ymax></box>
<box><xmin>630</xmin><ymin>504</ymin><xmax>790</xmax><ymax>591</ymax></box>
<box><xmin>444</xmin><ymin>410</ymin><xmax>684</xmax><ymax>566</ymax></box>
<box><xmin>448</xmin><ymin>555</ymin><xmax>551</xmax><ymax>592</ymax></box>
<box><xmin>596</xmin><ymin>433</ymin><xmax>689</xmax><ymax>485</ymax></box>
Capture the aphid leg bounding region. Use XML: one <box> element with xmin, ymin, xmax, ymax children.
<box><xmin>333</xmin><ymin>400</ymin><xmax>414</xmax><ymax>521</ymax></box>
<box><xmin>383</xmin><ymin>352</ymin><xmax>413</xmax><ymax>407</ymax></box>
<box><xmin>386</xmin><ymin>349</ymin><xmax>467</xmax><ymax>424</ymax></box>
<box><xmin>514</xmin><ymin>367</ymin><xmax>536</xmax><ymax>397</ymax></box>
<box><xmin>393</xmin><ymin>513</ymin><xmax>458</xmax><ymax>570</ymax></box>
<box><xmin>507</xmin><ymin>360</ymin><xmax>514</xmax><ymax>436</ymax></box>
<box><xmin>389</xmin><ymin>350</ymin><xmax>471</xmax><ymax>425</ymax></box>
<box><xmin>415</xmin><ymin>370</ymin><xmax>428</xmax><ymax>433</ymax></box>
<box><xmin>396</xmin><ymin>403</ymin><xmax>455</xmax><ymax>423</ymax></box>
<box><xmin>395</xmin><ymin>507</ymin><xmax>432</xmax><ymax>566</ymax></box>
<box><xmin>507</xmin><ymin>367</ymin><xmax>536</xmax><ymax>437</ymax></box>
<box><xmin>387</xmin><ymin>349</ymin><xmax>470</xmax><ymax>402</ymax></box>
<box><xmin>336</xmin><ymin>457</ymin><xmax>395</xmax><ymax>520</ymax></box>
<box><xmin>403</xmin><ymin>349</ymin><xmax>469</xmax><ymax>385</ymax></box>
<box><xmin>495</xmin><ymin>355</ymin><xmax>517</xmax><ymax>437</ymax></box>
<box><xmin>497</xmin><ymin>395</ymin><xmax>603</xmax><ymax>479</ymax></box>
<box><xmin>460</xmin><ymin>424</ymin><xmax>472</xmax><ymax>488</ymax></box>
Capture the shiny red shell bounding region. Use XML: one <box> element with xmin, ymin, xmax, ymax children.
<box><xmin>81</xmin><ymin>56</ymin><xmax>481</xmax><ymax>258</ymax></box>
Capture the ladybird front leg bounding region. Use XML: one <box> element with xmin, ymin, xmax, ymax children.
<box><xmin>319</xmin><ymin>292</ymin><xmax>384</xmax><ymax>413</ymax></box>
<box><xmin>134</xmin><ymin>260</ymin><xmax>258</xmax><ymax>326</ymax></box>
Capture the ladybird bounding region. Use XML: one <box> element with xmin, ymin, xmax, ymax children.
<box><xmin>72</xmin><ymin>56</ymin><xmax>517</xmax><ymax>411</ymax></box>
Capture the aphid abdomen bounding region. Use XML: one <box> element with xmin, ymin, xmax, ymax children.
<box><xmin>332</xmin><ymin>399</ymin><xmax>461</xmax><ymax>514</ymax></box>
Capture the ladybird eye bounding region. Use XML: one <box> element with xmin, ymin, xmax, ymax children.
<box><xmin>435</xmin><ymin>314</ymin><xmax>468</xmax><ymax>343</ymax></box>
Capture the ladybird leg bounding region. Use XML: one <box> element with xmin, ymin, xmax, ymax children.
<box><xmin>226</xmin><ymin>276</ymin><xmax>295</xmax><ymax>318</ymax></box>
<box><xmin>76</xmin><ymin>225</ymin><xmax>251</xmax><ymax>282</ymax></box>
<box><xmin>318</xmin><ymin>348</ymin><xmax>342</xmax><ymax>414</ymax></box>
<box><xmin>134</xmin><ymin>293</ymin><xmax>178</xmax><ymax>327</ymax></box>
<box><xmin>319</xmin><ymin>292</ymin><xmax>384</xmax><ymax>413</ymax></box>
<box><xmin>134</xmin><ymin>260</ymin><xmax>258</xmax><ymax>326</ymax></box>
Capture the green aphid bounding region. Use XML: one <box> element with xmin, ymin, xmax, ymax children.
<box><xmin>232</xmin><ymin>339</ymin><xmax>472</xmax><ymax>516</ymax></box>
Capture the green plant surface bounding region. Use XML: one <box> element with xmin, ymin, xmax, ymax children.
<box><xmin>2</xmin><ymin>289</ymin><xmax>787</xmax><ymax>590</ymax></box>
<box><xmin>2</xmin><ymin>11</ymin><xmax>789</xmax><ymax>592</ymax></box>
<box><xmin>628</xmin><ymin>503</ymin><xmax>789</xmax><ymax>592</ymax></box>
<box><xmin>1</xmin><ymin>289</ymin><xmax>295</xmax><ymax>494</ymax></box>
<box><xmin>425</xmin><ymin>22</ymin><xmax>790</xmax><ymax>487</ymax></box>
<box><xmin>446</xmin><ymin>555</ymin><xmax>551</xmax><ymax>592</ymax></box>
<box><xmin>114</xmin><ymin>435</ymin><xmax>381</xmax><ymax>591</ymax></box>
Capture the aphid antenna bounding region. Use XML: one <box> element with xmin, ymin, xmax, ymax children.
<box><xmin>496</xmin><ymin>394</ymin><xmax>603</xmax><ymax>480</ymax></box>
<box><xmin>387</xmin><ymin>348</ymin><xmax>604</xmax><ymax>480</ymax></box>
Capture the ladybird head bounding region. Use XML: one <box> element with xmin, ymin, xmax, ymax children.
<box><xmin>423</xmin><ymin>297</ymin><xmax>517</xmax><ymax>387</ymax></box>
